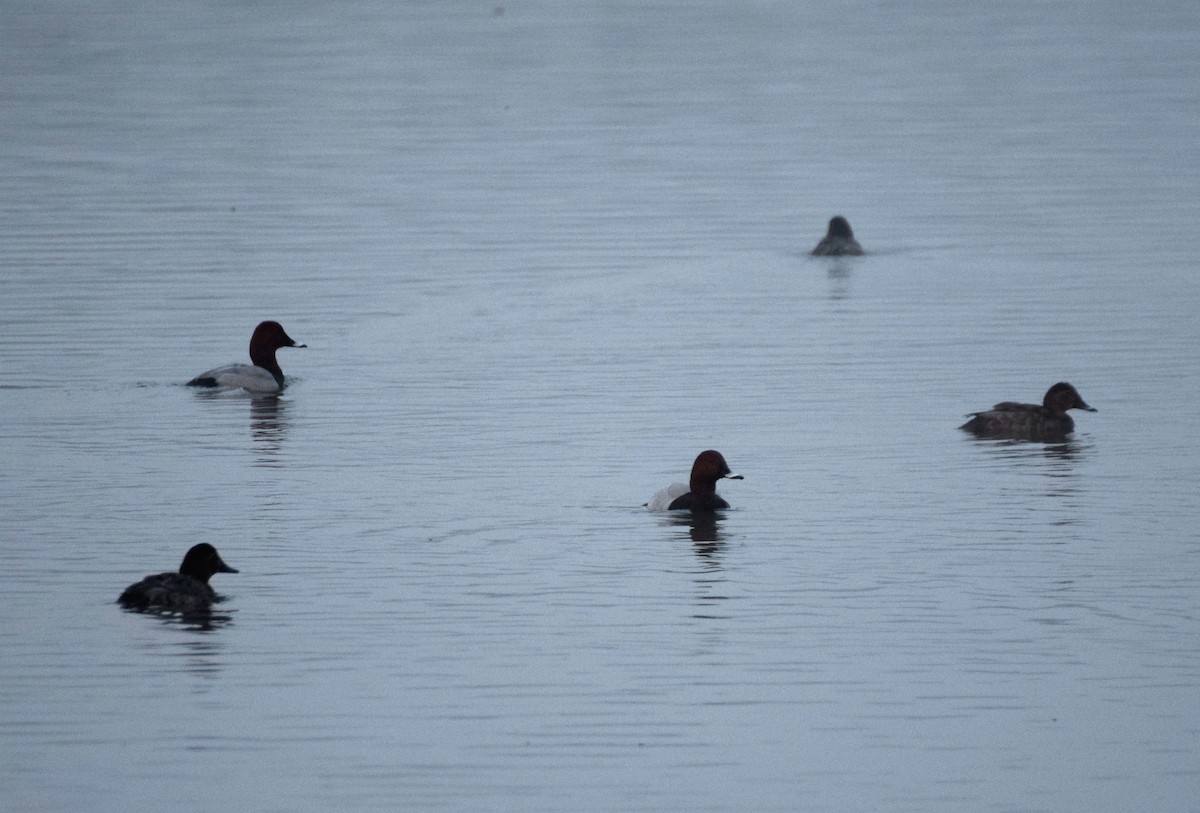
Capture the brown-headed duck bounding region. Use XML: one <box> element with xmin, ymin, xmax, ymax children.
<box><xmin>118</xmin><ymin>543</ymin><xmax>238</xmax><ymax>613</ymax></box>
<box><xmin>188</xmin><ymin>320</ymin><xmax>306</xmax><ymax>393</ymax></box>
<box><xmin>646</xmin><ymin>450</ymin><xmax>743</xmax><ymax>512</ymax></box>
<box><xmin>811</xmin><ymin>216</ymin><xmax>864</xmax><ymax>256</ymax></box>
<box><xmin>961</xmin><ymin>382</ymin><xmax>1096</xmax><ymax>441</ymax></box>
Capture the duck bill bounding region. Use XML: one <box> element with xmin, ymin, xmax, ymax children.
<box><xmin>725</xmin><ymin>473</ymin><xmax>744</xmax><ymax>480</ymax></box>
<box><xmin>1081</xmin><ymin>402</ymin><xmax>1097</xmax><ymax>412</ymax></box>
<box><xmin>217</xmin><ymin>560</ymin><xmax>239</xmax><ymax>574</ymax></box>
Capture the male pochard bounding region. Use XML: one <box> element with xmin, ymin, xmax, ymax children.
<box><xmin>646</xmin><ymin>450</ymin><xmax>743</xmax><ymax>512</ymax></box>
<box><xmin>811</xmin><ymin>216</ymin><xmax>864</xmax><ymax>256</ymax></box>
<box><xmin>187</xmin><ymin>320</ymin><xmax>305</xmax><ymax>393</ymax></box>
<box><xmin>961</xmin><ymin>382</ymin><xmax>1096</xmax><ymax>442</ymax></box>
<box><xmin>118</xmin><ymin>543</ymin><xmax>238</xmax><ymax>614</ymax></box>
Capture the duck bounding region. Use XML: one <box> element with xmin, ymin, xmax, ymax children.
<box><xmin>187</xmin><ymin>320</ymin><xmax>305</xmax><ymax>393</ymax></box>
<box><xmin>811</xmin><ymin>215</ymin><xmax>864</xmax><ymax>256</ymax></box>
<box><xmin>960</xmin><ymin>382</ymin><xmax>1096</xmax><ymax>441</ymax></box>
<box><xmin>646</xmin><ymin>450</ymin><xmax>743</xmax><ymax>512</ymax></box>
<box><xmin>118</xmin><ymin>543</ymin><xmax>238</xmax><ymax>613</ymax></box>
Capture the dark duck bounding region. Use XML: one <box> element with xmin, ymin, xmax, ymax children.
<box><xmin>961</xmin><ymin>382</ymin><xmax>1096</xmax><ymax>441</ymax></box>
<box><xmin>811</xmin><ymin>216</ymin><xmax>864</xmax><ymax>256</ymax></box>
<box><xmin>118</xmin><ymin>543</ymin><xmax>238</xmax><ymax>613</ymax></box>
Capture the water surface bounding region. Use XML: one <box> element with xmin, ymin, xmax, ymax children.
<box><xmin>2</xmin><ymin>1</ymin><xmax>1199</xmax><ymax>811</ymax></box>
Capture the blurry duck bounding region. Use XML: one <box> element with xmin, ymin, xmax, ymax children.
<box><xmin>960</xmin><ymin>382</ymin><xmax>1096</xmax><ymax>441</ymax></box>
<box><xmin>811</xmin><ymin>215</ymin><xmax>864</xmax><ymax>256</ymax></box>
<box><xmin>187</xmin><ymin>320</ymin><xmax>305</xmax><ymax>393</ymax></box>
<box><xmin>118</xmin><ymin>543</ymin><xmax>238</xmax><ymax>613</ymax></box>
<box><xmin>646</xmin><ymin>450</ymin><xmax>743</xmax><ymax>512</ymax></box>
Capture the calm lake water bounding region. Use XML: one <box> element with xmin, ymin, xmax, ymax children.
<box><xmin>2</xmin><ymin>1</ymin><xmax>1199</xmax><ymax>811</ymax></box>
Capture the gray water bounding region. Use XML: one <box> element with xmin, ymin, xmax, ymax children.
<box><xmin>2</xmin><ymin>1</ymin><xmax>1199</xmax><ymax>811</ymax></box>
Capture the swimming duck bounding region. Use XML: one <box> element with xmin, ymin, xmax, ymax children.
<box><xmin>960</xmin><ymin>382</ymin><xmax>1096</xmax><ymax>441</ymax></box>
<box><xmin>811</xmin><ymin>216</ymin><xmax>864</xmax><ymax>256</ymax></box>
<box><xmin>646</xmin><ymin>450</ymin><xmax>743</xmax><ymax>512</ymax></box>
<box><xmin>187</xmin><ymin>320</ymin><xmax>305</xmax><ymax>393</ymax></box>
<box><xmin>118</xmin><ymin>543</ymin><xmax>238</xmax><ymax>613</ymax></box>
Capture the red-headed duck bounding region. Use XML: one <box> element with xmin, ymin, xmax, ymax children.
<box><xmin>961</xmin><ymin>382</ymin><xmax>1096</xmax><ymax>442</ymax></box>
<box><xmin>811</xmin><ymin>215</ymin><xmax>864</xmax><ymax>256</ymax></box>
<box><xmin>187</xmin><ymin>320</ymin><xmax>305</xmax><ymax>393</ymax></box>
<box><xmin>646</xmin><ymin>450</ymin><xmax>743</xmax><ymax>512</ymax></box>
<box><xmin>118</xmin><ymin>543</ymin><xmax>238</xmax><ymax>613</ymax></box>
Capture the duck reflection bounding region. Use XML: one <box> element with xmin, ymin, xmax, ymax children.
<box><xmin>175</xmin><ymin>632</ymin><xmax>229</xmax><ymax>679</ymax></box>
<box><xmin>192</xmin><ymin>389</ymin><xmax>292</xmax><ymax>465</ymax></box>
<box><xmin>971</xmin><ymin>436</ymin><xmax>1088</xmax><ymax>464</ymax></box>
<box><xmin>824</xmin><ymin>258</ymin><xmax>853</xmax><ymax>300</ymax></box>
<box><xmin>1041</xmin><ymin>441</ymin><xmax>1084</xmax><ymax>463</ymax></box>
<box><xmin>178</xmin><ymin>609</ymin><xmax>235</xmax><ymax>634</ymax></box>
<box><xmin>662</xmin><ymin>512</ymin><xmax>733</xmax><ymax>615</ymax></box>
<box><xmin>1037</xmin><ymin>440</ymin><xmax>1090</xmax><ymax>500</ymax></box>
<box><xmin>663</xmin><ymin>511</ymin><xmax>727</xmax><ymax>564</ymax></box>
<box><xmin>969</xmin><ymin>436</ymin><xmax>1093</xmax><ymax>500</ymax></box>
<box><xmin>249</xmin><ymin>395</ymin><xmax>289</xmax><ymax>466</ymax></box>
<box><xmin>132</xmin><ymin>613</ymin><xmax>232</xmax><ymax>678</ymax></box>
<box><xmin>143</xmin><ymin>605</ymin><xmax>235</xmax><ymax>634</ymax></box>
